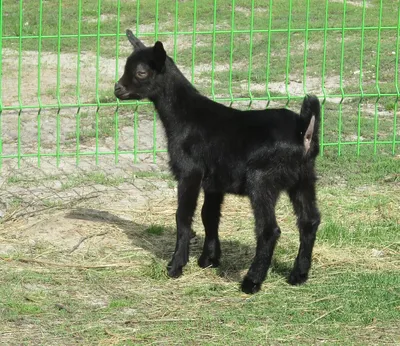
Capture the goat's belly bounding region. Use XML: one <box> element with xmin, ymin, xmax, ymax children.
<box><xmin>202</xmin><ymin>175</ymin><xmax>247</xmax><ymax>195</ymax></box>
<box><xmin>225</xmin><ymin>185</ymin><xmax>247</xmax><ymax>195</ymax></box>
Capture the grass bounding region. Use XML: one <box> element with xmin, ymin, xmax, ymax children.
<box><xmin>145</xmin><ymin>224</ymin><xmax>166</xmax><ymax>236</ymax></box>
<box><xmin>0</xmin><ymin>154</ymin><xmax>399</xmax><ymax>345</ymax></box>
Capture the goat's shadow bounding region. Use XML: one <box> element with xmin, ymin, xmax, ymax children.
<box><xmin>66</xmin><ymin>208</ymin><xmax>293</xmax><ymax>282</ymax></box>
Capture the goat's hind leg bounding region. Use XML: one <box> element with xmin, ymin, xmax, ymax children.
<box><xmin>288</xmin><ymin>178</ymin><xmax>321</xmax><ymax>285</ymax></box>
<box><xmin>198</xmin><ymin>191</ymin><xmax>224</xmax><ymax>269</ymax></box>
<box><xmin>241</xmin><ymin>187</ymin><xmax>280</xmax><ymax>294</ymax></box>
<box><xmin>167</xmin><ymin>172</ymin><xmax>202</xmax><ymax>278</ymax></box>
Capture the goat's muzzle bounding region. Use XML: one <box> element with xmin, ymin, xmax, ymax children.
<box><xmin>114</xmin><ymin>83</ymin><xmax>131</xmax><ymax>100</ymax></box>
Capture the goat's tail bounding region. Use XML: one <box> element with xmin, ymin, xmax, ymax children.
<box><xmin>300</xmin><ymin>94</ymin><xmax>321</xmax><ymax>157</ymax></box>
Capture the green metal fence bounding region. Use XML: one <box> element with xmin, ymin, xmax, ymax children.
<box><xmin>0</xmin><ymin>0</ymin><xmax>399</xmax><ymax>169</ymax></box>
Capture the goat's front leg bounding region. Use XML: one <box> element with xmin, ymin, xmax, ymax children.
<box><xmin>167</xmin><ymin>171</ymin><xmax>202</xmax><ymax>278</ymax></box>
<box><xmin>198</xmin><ymin>191</ymin><xmax>224</xmax><ymax>269</ymax></box>
<box><xmin>241</xmin><ymin>188</ymin><xmax>280</xmax><ymax>294</ymax></box>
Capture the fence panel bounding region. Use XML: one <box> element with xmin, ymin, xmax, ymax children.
<box><xmin>0</xmin><ymin>0</ymin><xmax>399</xmax><ymax>169</ymax></box>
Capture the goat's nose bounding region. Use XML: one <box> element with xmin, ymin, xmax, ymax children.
<box><xmin>114</xmin><ymin>83</ymin><xmax>125</xmax><ymax>97</ymax></box>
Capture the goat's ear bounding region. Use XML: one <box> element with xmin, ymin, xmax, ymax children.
<box><xmin>126</xmin><ymin>29</ymin><xmax>146</xmax><ymax>50</ymax></box>
<box><xmin>304</xmin><ymin>115</ymin><xmax>315</xmax><ymax>155</ymax></box>
<box><xmin>153</xmin><ymin>41</ymin><xmax>167</xmax><ymax>71</ymax></box>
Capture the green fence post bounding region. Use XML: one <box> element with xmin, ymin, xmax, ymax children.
<box><xmin>338</xmin><ymin>0</ymin><xmax>347</xmax><ymax>157</ymax></box>
<box><xmin>153</xmin><ymin>0</ymin><xmax>160</xmax><ymax>163</ymax></box>
<box><xmin>56</xmin><ymin>0</ymin><xmax>63</xmax><ymax>167</ymax></box>
<box><xmin>114</xmin><ymin>0</ymin><xmax>121</xmax><ymax>164</ymax></box>
<box><xmin>357</xmin><ymin>0</ymin><xmax>366</xmax><ymax>157</ymax></box>
<box><xmin>174</xmin><ymin>1</ymin><xmax>178</xmax><ymax>62</ymax></box>
<box><xmin>37</xmin><ymin>0</ymin><xmax>44</xmax><ymax>167</ymax></box>
<box><xmin>76</xmin><ymin>0</ymin><xmax>83</xmax><ymax>166</ymax></box>
<box><xmin>393</xmin><ymin>2</ymin><xmax>400</xmax><ymax>155</ymax></box>
<box><xmin>373</xmin><ymin>0</ymin><xmax>383</xmax><ymax>155</ymax></box>
<box><xmin>17</xmin><ymin>0</ymin><xmax>23</xmax><ymax>168</ymax></box>
<box><xmin>0</xmin><ymin>0</ymin><xmax>3</xmax><ymax>169</ymax></box>
<box><xmin>265</xmin><ymin>0</ymin><xmax>273</xmax><ymax>107</ymax></box>
<box><xmin>247</xmin><ymin>0</ymin><xmax>255</xmax><ymax>109</ymax></box>
<box><xmin>134</xmin><ymin>0</ymin><xmax>140</xmax><ymax>164</ymax></box>
<box><xmin>211</xmin><ymin>0</ymin><xmax>217</xmax><ymax>101</ymax></box>
<box><xmin>303</xmin><ymin>0</ymin><xmax>310</xmax><ymax>96</ymax></box>
<box><xmin>94</xmin><ymin>0</ymin><xmax>102</xmax><ymax>165</ymax></box>
<box><xmin>191</xmin><ymin>0</ymin><xmax>197</xmax><ymax>86</ymax></box>
<box><xmin>228</xmin><ymin>0</ymin><xmax>235</xmax><ymax>106</ymax></box>
<box><xmin>320</xmin><ymin>0</ymin><xmax>329</xmax><ymax>157</ymax></box>
<box><xmin>285</xmin><ymin>0</ymin><xmax>293</xmax><ymax>107</ymax></box>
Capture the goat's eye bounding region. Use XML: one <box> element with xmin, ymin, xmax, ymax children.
<box><xmin>136</xmin><ymin>70</ymin><xmax>148</xmax><ymax>79</ymax></box>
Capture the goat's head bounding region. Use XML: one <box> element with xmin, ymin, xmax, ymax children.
<box><xmin>114</xmin><ymin>29</ymin><xmax>167</xmax><ymax>101</ymax></box>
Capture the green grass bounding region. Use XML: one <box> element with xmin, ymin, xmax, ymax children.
<box><xmin>0</xmin><ymin>154</ymin><xmax>399</xmax><ymax>344</ymax></box>
<box><xmin>319</xmin><ymin>218</ymin><xmax>399</xmax><ymax>246</ymax></box>
<box><xmin>317</xmin><ymin>150</ymin><xmax>400</xmax><ymax>184</ymax></box>
<box><xmin>145</xmin><ymin>224</ymin><xmax>166</xmax><ymax>236</ymax></box>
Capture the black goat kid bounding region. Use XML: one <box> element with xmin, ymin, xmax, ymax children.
<box><xmin>115</xmin><ymin>30</ymin><xmax>321</xmax><ymax>294</ymax></box>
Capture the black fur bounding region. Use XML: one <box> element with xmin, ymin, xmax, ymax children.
<box><xmin>115</xmin><ymin>31</ymin><xmax>321</xmax><ymax>294</ymax></box>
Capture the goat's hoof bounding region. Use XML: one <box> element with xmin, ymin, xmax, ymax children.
<box><xmin>198</xmin><ymin>255</ymin><xmax>220</xmax><ymax>269</ymax></box>
<box><xmin>288</xmin><ymin>270</ymin><xmax>308</xmax><ymax>285</ymax></box>
<box><xmin>241</xmin><ymin>277</ymin><xmax>261</xmax><ymax>294</ymax></box>
<box><xmin>167</xmin><ymin>262</ymin><xmax>183</xmax><ymax>278</ymax></box>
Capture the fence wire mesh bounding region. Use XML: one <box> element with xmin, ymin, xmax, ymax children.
<box><xmin>0</xmin><ymin>0</ymin><xmax>399</xmax><ymax>169</ymax></box>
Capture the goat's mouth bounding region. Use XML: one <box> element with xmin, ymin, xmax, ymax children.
<box><xmin>115</xmin><ymin>91</ymin><xmax>133</xmax><ymax>100</ymax></box>
<box><xmin>114</xmin><ymin>90</ymin><xmax>143</xmax><ymax>101</ymax></box>
<box><xmin>114</xmin><ymin>83</ymin><xmax>142</xmax><ymax>100</ymax></box>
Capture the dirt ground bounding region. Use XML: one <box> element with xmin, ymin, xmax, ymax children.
<box><xmin>0</xmin><ymin>155</ymin><xmax>171</xmax><ymax>251</ymax></box>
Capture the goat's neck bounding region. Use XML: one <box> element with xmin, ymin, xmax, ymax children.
<box><xmin>149</xmin><ymin>62</ymin><xmax>199</xmax><ymax>133</ymax></box>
